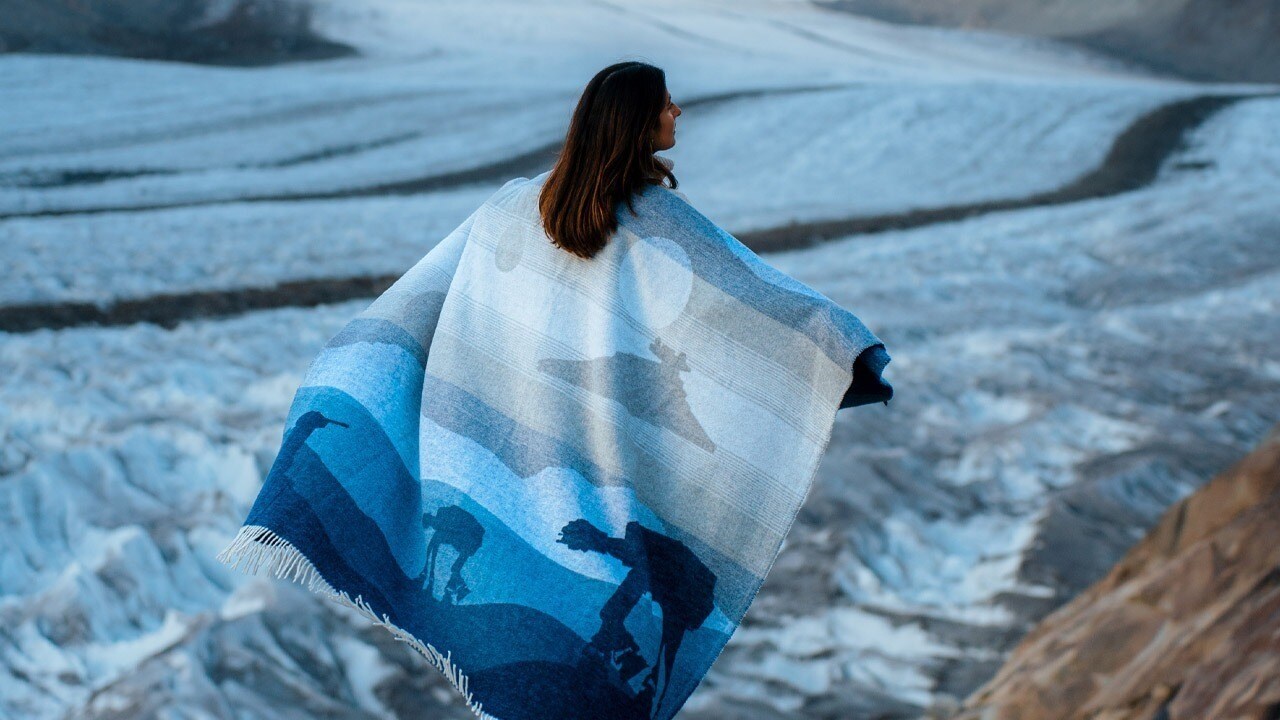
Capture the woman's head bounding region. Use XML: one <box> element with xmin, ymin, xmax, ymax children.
<box><xmin>539</xmin><ymin>61</ymin><xmax>682</xmax><ymax>260</ymax></box>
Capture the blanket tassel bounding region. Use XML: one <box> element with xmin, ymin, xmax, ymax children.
<box><xmin>216</xmin><ymin>524</ymin><xmax>499</xmax><ymax>720</ymax></box>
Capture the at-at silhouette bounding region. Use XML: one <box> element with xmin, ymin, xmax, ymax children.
<box><xmin>417</xmin><ymin>505</ymin><xmax>485</xmax><ymax>604</ymax></box>
<box><xmin>557</xmin><ymin>518</ymin><xmax>717</xmax><ymax>716</ymax></box>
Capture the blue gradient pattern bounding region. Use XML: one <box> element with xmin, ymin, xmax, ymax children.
<box><xmin>219</xmin><ymin>172</ymin><xmax>892</xmax><ymax>719</ymax></box>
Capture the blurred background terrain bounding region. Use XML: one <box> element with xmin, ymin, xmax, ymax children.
<box><xmin>0</xmin><ymin>0</ymin><xmax>354</xmax><ymax>65</ymax></box>
<box><xmin>0</xmin><ymin>0</ymin><xmax>1277</xmax><ymax>718</ymax></box>
<box><xmin>817</xmin><ymin>0</ymin><xmax>1280</xmax><ymax>83</ymax></box>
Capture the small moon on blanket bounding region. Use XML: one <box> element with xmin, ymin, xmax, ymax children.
<box><xmin>618</xmin><ymin>235</ymin><xmax>693</xmax><ymax>329</ymax></box>
<box><xmin>494</xmin><ymin>218</ymin><xmax>526</xmax><ymax>272</ymax></box>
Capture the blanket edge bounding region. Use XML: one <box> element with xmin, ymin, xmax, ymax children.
<box><xmin>215</xmin><ymin>525</ymin><xmax>504</xmax><ymax>720</ymax></box>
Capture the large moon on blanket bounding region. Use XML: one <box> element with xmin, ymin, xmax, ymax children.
<box><xmin>617</xmin><ymin>235</ymin><xmax>693</xmax><ymax>329</ymax></box>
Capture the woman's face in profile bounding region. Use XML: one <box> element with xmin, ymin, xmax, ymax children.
<box><xmin>653</xmin><ymin>89</ymin><xmax>682</xmax><ymax>151</ymax></box>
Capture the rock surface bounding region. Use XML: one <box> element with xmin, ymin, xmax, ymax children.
<box><xmin>952</xmin><ymin>421</ymin><xmax>1280</xmax><ymax>720</ymax></box>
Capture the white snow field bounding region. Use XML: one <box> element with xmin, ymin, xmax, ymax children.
<box><xmin>1</xmin><ymin>0</ymin><xmax>1277</xmax><ymax>717</ymax></box>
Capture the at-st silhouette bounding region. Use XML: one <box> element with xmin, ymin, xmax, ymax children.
<box><xmin>557</xmin><ymin>518</ymin><xmax>717</xmax><ymax>716</ymax></box>
<box><xmin>277</xmin><ymin>411</ymin><xmax>350</xmax><ymax>471</ymax></box>
<box><xmin>249</xmin><ymin>411</ymin><xmax>349</xmax><ymax>546</ymax></box>
<box><xmin>417</xmin><ymin>505</ymin><xmax>485</xmax><ymax>604</ymax></box>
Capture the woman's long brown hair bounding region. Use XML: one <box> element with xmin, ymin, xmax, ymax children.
<box><xmin>539</xmin><ymin>61</ymin><xmax>679</xmax><ymax>260</ymax></box>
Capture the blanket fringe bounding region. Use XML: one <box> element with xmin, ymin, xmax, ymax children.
<box><xmin>215</xmin><ymin>524</ymin><xmax>499</xmax><ymax>720</ymax></box>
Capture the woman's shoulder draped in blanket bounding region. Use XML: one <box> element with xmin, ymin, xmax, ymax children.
<box><xmin>423</xmin><ymin>169</ymin><xmax>891</xmax><ymax>411</ymax></box>
<box><xmin>218</xmin><ymin>168</ymin><xmax>892</xmax><ymax>720</ymax></box>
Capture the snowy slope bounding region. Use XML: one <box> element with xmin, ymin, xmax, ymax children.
<box><xmin>0</xmin><ymin>82</ymin><xmax>1198</xmax><ymax>309</ymax></box>
<box><xmin>1</xmin><ymin>0</ymin><xmax>1277</xmax><ymax>718</ymax></box>
<box><xmin>0</xmin><ymin>0</ymin><xmax>1208</xmax><ymax>308</ymax></box>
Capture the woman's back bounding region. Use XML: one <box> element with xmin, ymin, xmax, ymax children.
<box><xmin>218</xmin><ymin>60</ymin><xmax>890</xmax><ymax>720</ymax></box>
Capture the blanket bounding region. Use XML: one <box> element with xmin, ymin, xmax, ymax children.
<box><xmin>216</xmin><ymin>170</ymin><xmax>893</xmax><ymax>720</ymax></box>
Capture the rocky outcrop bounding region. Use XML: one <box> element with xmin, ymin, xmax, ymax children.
<box><xmin>0</xmin><ymin>0</ymin><xmax>355</xmax><ymax>66</ymax></box>
<box><xmin>950</xmin><ymin>421</ymin><xmax>1280</xmax><ymax>720</ymax></box>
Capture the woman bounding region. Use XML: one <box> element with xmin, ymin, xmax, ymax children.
<box><xmin>540</xmin><ymin>61</ymin><xmax>687</xmax><ymax>260</ymax></box>
<box><xmin>219</xmin><ymin>60</ymin><xmax>891</xmax><ymax>720</ymax></box>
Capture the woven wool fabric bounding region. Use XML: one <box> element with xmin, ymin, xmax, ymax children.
<box><xmin>216</xmin><ymin>167</ymin><xmax>893</xmax><ymax>720</ymax></box>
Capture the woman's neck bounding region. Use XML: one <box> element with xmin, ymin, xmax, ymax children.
<box><xmin>650</xmin><ymin>154</ymin><xmax>674</xmax><ymax>183</ymax></box>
